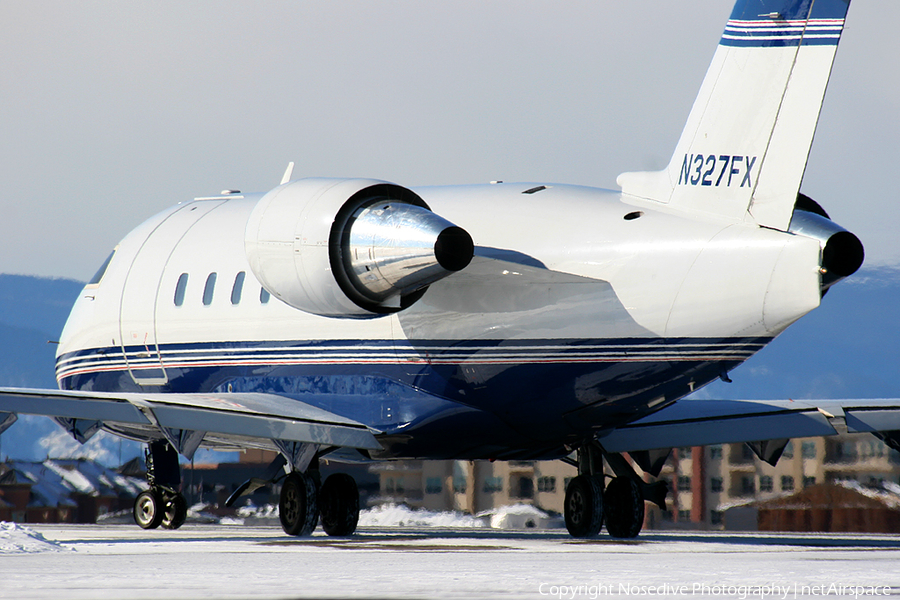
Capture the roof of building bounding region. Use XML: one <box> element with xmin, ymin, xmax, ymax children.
<box><xmin>0</xmin><ymin>459</ymin><xmax>145</xmax><ymax>508</ymax></box>
<box><xmin>748</xmin><ymin>482</ymin><xmax>900</xmax><ymax>511</ymax></box>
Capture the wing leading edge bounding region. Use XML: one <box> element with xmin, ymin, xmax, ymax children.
<box><xmin>0</xmin><ymin>387</ymin><xmax>381</xmax><ymax>460</ymax></box>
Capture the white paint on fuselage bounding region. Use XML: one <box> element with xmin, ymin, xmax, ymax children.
<box><xmin>57</xmin><ymin>180</ymin><xmax>821</xmax><ymax>392</ymax></box>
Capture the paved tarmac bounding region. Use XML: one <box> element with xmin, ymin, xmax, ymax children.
<box><xmin>3</xmin><ymin>524</ymin><xmax>900</xmax><ymax>600</ymax></box>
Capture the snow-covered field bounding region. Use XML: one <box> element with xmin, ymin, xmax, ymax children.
<box><xmin>2</xmin><ymin>522</ymin><xmax>900</xmax><ymax>600</ymax></box>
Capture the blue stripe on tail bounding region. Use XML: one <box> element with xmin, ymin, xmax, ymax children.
<box><xmin>721</xmin><ymin>0</ymin><xmax>850</xmax><ymax>47</ymax></box>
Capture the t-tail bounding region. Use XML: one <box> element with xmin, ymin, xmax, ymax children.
<box><xmin>617</xmin><ymin>0</ymin><xmax>851</xmax><ymax>232</ymax></box>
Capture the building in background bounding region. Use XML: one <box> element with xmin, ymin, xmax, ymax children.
<box><xmin>369</xmin><ymin>432</ymin><xmax>900</xmax><ymax>531</ymax></box>
<box><xmin>650</xmin><ymin>433</ymin><xmax>900</xmax><ymax>529</ymax></box>
<box><xmin>5</xmin><ymin>432</ymin><xmax>896</xmax><ymax>530</ymax></box>
<box><xmin>369</xmin><ymin>459</ymin><xmax>577</xmax><ymax>515</ymax></box>
<box><xmin>0</xmin><ymin>459</ymin><xmax>144</xmax><ymax>523</ymax></box>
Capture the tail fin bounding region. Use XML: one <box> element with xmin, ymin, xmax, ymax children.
<box><xmin>617</xmin><ymin>0</ymin><xmax>851</xmax><ymax>231</ymax></box>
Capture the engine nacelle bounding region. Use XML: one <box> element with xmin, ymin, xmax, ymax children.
<box><xmin>789</xmin><ymin>199</ymin><xmax>864</xmax><ymax>293</ymax></box>
<box><xmin>244</xmin><ymin>178</ymin><xmax>474</xmax><ymax>317</ymax></box>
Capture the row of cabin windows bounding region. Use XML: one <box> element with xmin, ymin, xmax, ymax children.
<box><xmin>173</xmin><ymin>272</ymin><xmax>271</xmax><ymax>307</ymax></box>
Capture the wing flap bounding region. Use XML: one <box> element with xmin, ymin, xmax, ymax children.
<box><xmin>599</xmin><ymin>398</ymin><xmax>900</xmax><ymax>453</ymax></box>
<box><xmin>0</xmin><ymin>388</ymin><xmax>151</xmax><ymax>425</ymax></box>
<box><xmin>0</xmin><ymin>387</ymin><xmax>380</xmax><ymax>451</ymax></box>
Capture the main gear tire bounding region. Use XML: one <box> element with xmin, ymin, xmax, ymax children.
<box><xmin>564</xmin><ymin>475</ymin><xmax>604</xmax><ymax>538</ymax></box>
<box><xmin>279</xmin><ymin>472</ymin><xmax>318</xmax><ymax>536</ymax></box>
<box><xmin>604</xmin><ymin>477</ymin><xmax>644</xmax><ymax>538</ymax></box>
<box><xmin>319</xmin><ymin>473</ymin><xmax>360</xmax><ymax>537</ymax></box>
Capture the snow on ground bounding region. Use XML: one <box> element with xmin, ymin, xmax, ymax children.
<box><xmin>0</xmin><ymin>522</ymin><xmax>70</xmax><ymax>554</ymax></box>
<box><xmin>476</xmin><ymin>503</ymin><xmax>564</xmax><ymax>529</ymax></box>
<box><xmin>2</xmin><ymin>525</ymin><xmax>900</xmax><ymax>599</ymax></box>
<box><xmin>227</xmin><ymin>502</ymin><xmax>561</xmax><ymax>529</ymax></box>
<box><xmin>358</xmin><ymin>503</ymin><xmax>488</xmax><ymax>528</ymax></box>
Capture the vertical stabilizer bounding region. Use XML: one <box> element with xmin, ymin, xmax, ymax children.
<box><xmin>617</xmin><ymin>0</ymin><xmax>850</xmax><ymax>231</ymax></box>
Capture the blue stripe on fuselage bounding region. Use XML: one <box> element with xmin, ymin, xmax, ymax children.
<box><xmin>56</xmin><ymin>337</ymin><xmax>769</xmax><ymax>456</ymax></box>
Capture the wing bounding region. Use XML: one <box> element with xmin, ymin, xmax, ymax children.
<box><xmin>599</xmin><ymin>398</ymin><xmax>900</xmax><ymax>457</ymax></box>
<box><xmin>0</xmin><ymin>387</ymin><xmax>380</xmax><ymax>461</ymax></box>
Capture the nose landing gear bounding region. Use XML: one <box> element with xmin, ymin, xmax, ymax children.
<box><xmin>133</xmin><ymin>440</ymin><xmax>188</xmax><ymax>530</ymax></box>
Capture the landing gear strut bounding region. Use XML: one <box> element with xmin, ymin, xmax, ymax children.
<box><xmin>134</xmin><ymin>440</ymin><xmax>188</xmax><ymax>530</ymax></box>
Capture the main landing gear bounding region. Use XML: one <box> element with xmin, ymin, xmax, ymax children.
<box><xmin>277</xmin><ymin>470</ymin><xmax>361</xmax><ymax>537</ymax></box>
<box><xmin>224</xmin><ymin>451</ymin><xmax>362</xmax><ymax>537</ymax></box>
<box><xmin>133</xmin><ymin>440</ymin><xmax>188</xmax><ymax>530</ymax></box>
<box><xmin>563</xmin><ymin>443</ymin><xmax>660</xmax><ymax>539</ymax></box>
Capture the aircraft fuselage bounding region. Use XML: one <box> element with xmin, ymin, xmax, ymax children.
<box><xmin>55</xmin><ymin>179</ymin><xmax>823</xmax><ymax>460</ymax></box>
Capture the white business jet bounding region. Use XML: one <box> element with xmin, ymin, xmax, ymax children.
<box><xmin>2</xmin><ymin>0</ymin><xmax>891</xmax><ymax>539</ymax></box>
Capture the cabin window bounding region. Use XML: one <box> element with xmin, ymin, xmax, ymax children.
<box><xmin>174</xmin><ymin>273</ymin><xmax>189</xmax><ymax>306</ymax></box>
<box><xmin>88</xmin><ymin>250</ymin><xmax>116</xmax><ymax>285</ymax></box>
<box><xmin>203</xmin><ymin>273</ymin><xmax>217</xmax><ymax>306</ymax></box>
<box><xmin>231</xmin><ymin>272</ymin><xmax>245</xmax><ymax>305</ymax></box>
<box><xmin>260</xmin><ymin>287</ymin><xmax>270</xmax><ymax>304</ymax></box>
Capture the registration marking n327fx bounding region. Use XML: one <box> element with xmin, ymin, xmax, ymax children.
<box><xmin>678</xmin><ymin>154</ymin><xmax>758</xmax><ymax>188</ymax></box>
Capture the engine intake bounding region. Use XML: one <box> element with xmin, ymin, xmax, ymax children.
<box><xmin>245</xmin><ymin>178</ymin><xmax>473</xmax><ymax>317</ymax></box>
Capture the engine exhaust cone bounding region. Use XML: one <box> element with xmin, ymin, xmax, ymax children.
<box><xmin>434</xmin><ymin>226</ymin><xmax>474</xmax><ymax>272</ymax></box>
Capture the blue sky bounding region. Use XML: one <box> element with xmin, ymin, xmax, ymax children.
<box><xmin>2</xmin><ymin>1</ymin><xmax>898</xmax><ymax>280</ymax></box>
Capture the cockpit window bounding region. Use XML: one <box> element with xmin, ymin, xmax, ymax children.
<box><xmin>88</xmin><ymin>250</ymin><xmax>116</xmax><ymax>285</ymax></box>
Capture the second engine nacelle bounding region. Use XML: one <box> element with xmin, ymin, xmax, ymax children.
<box><xmin>788</xmin><ymin>194</ymin><xmax>864</xmax><ymax>294</ymax></box>
<box><xmin>244</xmin><ymin>178</ymin><xmax>474</xmax><ymax>317</ymax></box>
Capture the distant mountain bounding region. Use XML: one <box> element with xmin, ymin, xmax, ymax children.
<box><xmin>0</xmin><ymin>275</ymin><xmax>145</xmax><ymax>464</ymax></box>
<box><xmin>692</xmin><ymin>267</ymin><xmax>900</xmax><ymax>401</ymax></box>
<box><xmin>0</xmin><ymin>275</ymin><xmax>83</xmax><ymax>388</ymax></box>
<box><xmin>1</xmin><ymin>270</ymin><xmax>898</xmax><ymax>464</ymax></box>
<box><xmin>0</xmin><ymin>274</ymin><xmax>230</xmax><ymax>465</ymax></box>
<box><xmin>0</xmin><ymin>274</ymin><xmax>84</xmax><ymax>339</ymax></box>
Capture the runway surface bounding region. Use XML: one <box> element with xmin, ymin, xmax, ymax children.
<box><xmin>3</xmin><ymin>524</ymin><xmax>900</xmax><ymax>600</ymax></box>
